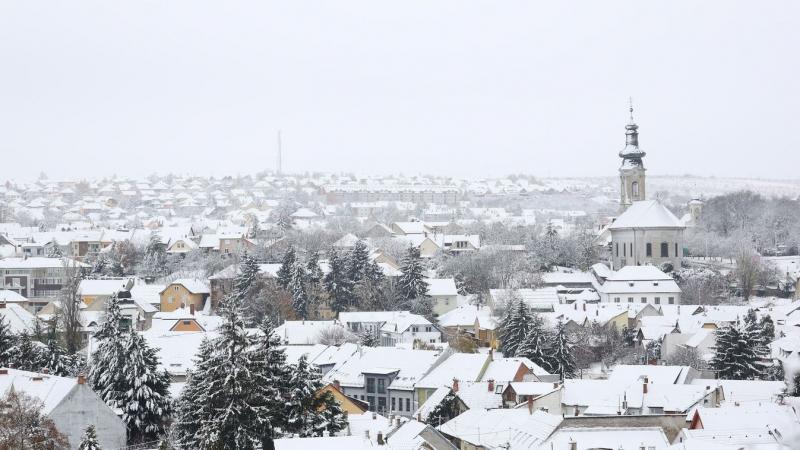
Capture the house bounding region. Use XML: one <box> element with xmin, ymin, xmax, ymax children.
<box><xmin>441</xmin><ymin>234</ymin><xmax>480</xmax><ymax>253</ymax></box>
<box><xmin>159</xmin><ymin>278</ymin><xmax>210</xmax><ymax>312</ymax></box>
<box><xmin>438</xmin><ymin>304</ymin><xmax>499</xmax><ymax>348</ymax></box>
<box><xmin>78</xmin><ymin>277</ymin><xmax>134</xmax><ymax>309</ymax></box>
<box><xmin>490</xmin><ymin>288</ymin><xmax>561</xmax><ymax>312</ymax></box>
<box><xmin>426</xmin><ymin>278</ymin><xmax>459</xmax><ymax>316</ymax></box>
<box><xmin>678</xmin><ymin>403</ymin><xmax>799</xmax><ymax>449</ymax></box>
<box><xmin>166</xmin><ymin>236</ymin><xmax>198</xmax><ymax>254</ymax></box>
<box><xmin>600</xmin><ymin>265</ymin><xmax>682</xmax><ymax>306</ymax></box>
<box><xmin>0</xmin><ymin>369</ymin><xmax>127</xmax><ymax>449</ymax></box>
<box><xmin>318</xmin><ymin>381</ymin><xmax>369</xmax><ymax>415</ymax></box>
<box><xmin>0</xmin><ymin>257</ymin><xmax>90</xmax><ymax>312</ymax></box>
<box><xmin>321</xmin><ymin>345</ymin><xmax>442</xmax><ymax>417</ymax></box>
<box><xmin>438</xmin><ymin>408</ymin><xmax>562</xmax><ymax>450</ymax></box>
<box><xmin>0</xmin><ymin>302</ymin><xmax>35</xmax><ymax>333</ymax></box>
<box><xmin>339</xmin><ymin>311</ymin><xmax>441</xmax><ymax>347</ymax></box>
<box><xmin>274</xmin><ymin>320</ymin><xmax>351</xmax><ymax>345</ymax></box>
<box><xmin>415</xmin><ymin>353</ymin><xmax>492</xmax><ymax>407</ymax></box>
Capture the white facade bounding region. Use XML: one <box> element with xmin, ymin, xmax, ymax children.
<box><xmin>600</xmin><ymin>265</ymin><xmax>682</xmax><ymax>306</ymax></box>
<box><xmin>609</xmin><ymin>200</ymin><xmax>685</xmax><ymax>270</ymax></box>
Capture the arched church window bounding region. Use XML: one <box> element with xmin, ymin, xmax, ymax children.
<box><xmin>632</xmin><ymin>181</ymin><xmax>639</xmax><ymax>198</ymax></box>
<box><xmin>660</xmin><ymin>242</ymin><xmax>669</xmax><ymax>257</ymax></box>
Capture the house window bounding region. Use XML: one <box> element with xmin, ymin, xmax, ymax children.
<box><xmin>615</xmin><ymin>243</ymin><xmax>619</xmax><ymax>257</ymax></box>
<box><xmin>168</xmin><ymin>297</ymin><xmax>174</xmax><ymax>304</ymax></box>
<box><xmin>367</xmin><ymin>378</ymin><xmax>375</xmax><ymax>394</ymax></box>
<box><xmin>174</xmin><ymin>286</ymin><xmax>179</xmax><ymax>291</ymax></box>
<box><xmin>654</xmin><ymin>297</ymin><xmax>660</xmax><ymax>304</ymax></box>
<box><xmin>405</xmin><ymin>399</ymin><xmax>410</xmax><ymax>411</ymax></box>
<box><xmin>660</xmin><ymin>243</ymin><xmax>669</xmax><ymax>257</ymax></box>
<box><xmin>378</xmin><ymin>397</ymin><xmax>386</xmax><ymax>413</ymax></box>
<box><xmin>614</xmin><ymin>297</ymin><xmax>620</xmax><ymax>303</ymax></box>
<box><xmin>675</xmin><ymin>243</ymin><xmax>679</xmax><ymax>257</ymax></box>
<box><xmin>668</xmin><ymin>297</ymin><xmax>675</xmax><ymax>304</ymax></box>
<box><xmin>425</xmin><ymin>326</ymin><xmax>432</xmax><ymax>332</ymax></box>
<box><xmin>391</xmin><ymin>397</ymin><xmax>396</xmax><ymax>411</ymax></box>
<box><xmin>646</xmin><ymin>243</ymin><xmax>652</xmax><ymax>257</ymax></box>
<box><xmin>412</xmin><ymin>326</ymin><xmax>419</xmax><ymax>332</ymax></box>
<box><xmin>623</xmin><ymin>244</ymin><xmax>626</xmax><ymax>257</ymax></box>
<box><xmin>641</xmin><ymin>297</ymin><xmax>646</xmax><ymax>304</ymax></box>
<box><xmin>628</xmin><ymin>297</ymin><xmax>633</xmax><ymax>303</ymax></box>
<box><xmin>182</xmin><ymin>320</ymin><xmax>191</xmax><ymax>325</ymax></box>
<box><xmin>377</xmin><ymin>379</ymin><xmax>386</xmax><ymax>394</ymax></box>
<box><xmin>632</xmin><ymin>181</ymin><xmax>639</xmax><ymax>198</ymax></box>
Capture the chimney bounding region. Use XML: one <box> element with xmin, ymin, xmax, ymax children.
<box><xmin>488</xmin><ymin>348</ymin><xmax>494</xmax><ymax>361</ymax></box>
<box><xmin>396</xmin><ymin>417</ymin><xmax>401</xmax><ymax>427</ymax></box>
<box><xmin>527</xmin><ymin>396</ymin><xmax>533</xmax><ymax>415</ymax></box>
<box><xmin>377</xmin><ymin>431</ymin><xmax>384</xmax><ymax>445</ymax></box>
<box><xmin>41</xmin><ymin>368</ymin><xmax>49</xmax><ymax>374</ymax></box>
<box><xmin>574</xmin><ymin>302</ymin><xmax>577</xmax><ymax>310</ymax></box>
<box><xmin>372</xmin><ymin>412</ymin><xmax>377</xmax><ymax>420</ymax></box>
<box><xmin>643</xmin><ymin>381</ymin><xmax>648</xmax><ymax>394</ymax></box>
<box><xmin>488</xmin><ymin>379</ymin><xmax>495</xmax><ymax>392</ymax></box>
<box><xmin>452</xmin><ymin>378</ymin><xmax>459</xmax><ymax>393</ymax></box>
<box><xmin>569</xmin><ymin>439</ymin><xmax>577</xmax><ymax>450</ymax></box>
<box><xmin>553</xmin><ymin>382</ymin><xmax>559</xmax><ymax>389</ymax></box>
<box><xmin>77</xmin><ymin>374</ymin><xmax>86</xmax><ymax>385</ymax></box>
<box><xmin>333</xmin><ymin>379</ymin><xmax>341</xmax><ymax>391</ymax></box>
<box><xmin>190</xmin><ymin>303</ymin><xmax>195</xmax><ymax>315</ymax></box>
<box><xmin>582</xmin><ymin>303</ymin><xmax>586</xmax><ymax>312</ymax></box>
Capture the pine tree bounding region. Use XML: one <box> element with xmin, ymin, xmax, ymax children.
<box><xmin>276</xmin><ymin>245</ymin><xmax>296</xmax><ymax>290</ymax></box>
<box><xmin>142</xmin><ymin>233</ymin><xmax>168</xmax><ymax>279</ymax></box>
<box><xmin>78</xmin><ymin>425</ymin><xmax>102</xmax><ymax>450</ymax></box>
<box><xmin>43</xmin><ymin>331</ymin><xmax>74</xmax><ymax>376</ymax></box>
<box><xmin>195</xmin><ymin>305</ymin><xmax>270</xmax><ymax>449</ymax></box>
<box><xmin>173</xmin><ymin>338</ymin><xmax>216</xmax><ymax>449</ymax></box>
<box><xmin>760</xmin><ymin>314</ymin><xmax>775</xmax><ymax>344</ymax></box>
<box><xmin>0</xmin><ymin>316</ymin><xmax>14</xmax><ymax>368</ymax></box>
<box><xmin>305</xmin><ymin>250</ymin><xmax>324</xmax><ymax>285</ymax></box>
<box><xmin>358</xmin><ymin>329</ymin><xmax>379</xmax><ymax>347</ymax></box>
<box><xmin>453</xmin><ymin>272</ymin><xmax>469</xmax><ymax>296</ymax></box>
<box><xmin>398</xmin><ymin>247</ymin><xmax>429</xmax><ymax>302</ymax></box>
<box><xmin>710</xmin><ymin>320</ymin><xmax>767</xmax><ymax>380</ymax></box>
<box><xmin>346</xmin><ymin>240</ymin><xmax>370</xmax><ymax>284</ymax></box>
<box><xmin>515</xmin><ymin>313</ymin><xmax>549</xmax><ymax>369</ymax></box>
<box><xmin>234</xmin><ymin>253</ymin><xmax>262</xmax><ymax>321</ymax></box>
<box><xmin>546</xmin><ymin>321</ymin><xmax>576</xmax><ymax>380</ymax></box>
<box><xmin>498</xmin><ymin>299</ymin><xmax>531</xmax><ymax>357</ymax></box>
<box><xmin>251</xmin><ymin>317</ymin><xmax>290</xmax><ymax>440</ymax></box>
<box><xmin>120</xmin><ymin>328</ymin><xmax>173</xmax><ymax>444</ymax></box>
<box><xmin>324</xmin><ymin>248</ymin><xmax>354</xmax><ymax>313</ymax></box>
<box><xmin>290</xmin><ymin>262</ymin><xmax>309</xmax><ymax>319</ymax></box>
<box><xmin>284</xmin><ymin>355</ymin><xmax>347</xmax><ymax>437</ymax></box>
<box><xmin>425</xmin><ymin>390</ymin><xmax>459</xmax><ymax>426</ymax></box>
<box><xmin>89</xmin><ymin>295</ymin><xmax>128</xmax><ymax>410</ymax></box>
<box><xmin>8</xmin><ymin>330</ymin><xmax>46</xmax><ymax>371</ymax></box>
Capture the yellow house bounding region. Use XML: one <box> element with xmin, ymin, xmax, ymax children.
<box><xmin>159</xmin><ymin>279</ymin><xmax>210</xmax><ymax>313</ymax></box>
<box><xmin>316</xmin><ymin>383</ymin><xmax>367</xmax><ymax>415</ymax></box>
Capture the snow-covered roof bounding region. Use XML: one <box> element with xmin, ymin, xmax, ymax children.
<box><xmin>78</xmin><ymin>278</ymin><xmax>133</xmax><ymax>296</ymax></box>
<box><xmin>322</xmin><ymin>346</ymin><xmax>440</xmax><ymax>391</ymax></box>
<box><xmin>425</xmin><ymin>278</ymin><xmax>457</xmax><ymax>297</ymax></box>
<box><xmin>438</xmin><ymin>304</ymin><xmax>498</xmax><ymax>330</ymax></box>
<box><xmin>0</xmin><ymin>290</ymin><xmax>28</xmax><ymax>303</ymax></box>
<box><xmin>0</xmin><ymin>257</ymin><xmax>89</xmax><ymax>269</ymax></box>
<box><xmin>0</xmin><ymin>304</ymin><xmax>35</xmax><ymax>333</ymax></box>
<box><xmin>607</xmin><ymin>365</ymin><xmax>692</xmax><ymax>385</ymax></box>
<box><xmin>274</xmin><ymin>320</ymin><xmax>350</xmax><ymax>345</ymax></box>
<box><xmin>542</xmin><ymin>427</ymin><xmax>669</xmax><ymax>450</ymax></box>
<box><xmin>689</xmin><ymin>379</ymin><xmax>785</xmax><ymax>404</ymax></box>
<box><xmin>482</xmin><ymin>357</ymin><xmax>550</xmax><ymax>381</ymax></box>
<box><xmin>608</xmin><ymin>200</ymin><xmax>684</xmax><ymax>230</ymax></box>
<box><xmin>416</xmin><ymin>353</ymin><xmax>490</xmax><ymax>389</ymax></box>
<box><xmin>161</xmin><ymin>278</ymin><xmax>210</xmax><ymax>295</ymax></box>
<box><xmin>0</xmin><ymin>369</ymin><xmax>78</xmax><ymax>414</ymax></box>
<box><xmin>274</xmin><ymin>436</ymin><xmax>374</xmax><ymax>450</ymax></box>
<box><xmin>438</xmin><ymin>408</ymin><xmax>561</xmax><ymax>449</ymax></box>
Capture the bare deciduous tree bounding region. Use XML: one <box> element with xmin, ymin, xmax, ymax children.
<box><xmin>58</xmin><ymin>260</ymin><xmax>83</xmax><ymax>354</ymax></box>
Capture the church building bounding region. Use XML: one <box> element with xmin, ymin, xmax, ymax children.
<box><xmin>609</xmin><ymin>105</ymin><xmax>685</xmax><ymax>270</ymax></box>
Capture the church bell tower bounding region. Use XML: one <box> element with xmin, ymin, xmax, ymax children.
<box><xmin>619</xmin><ymin>101</ymin><xmax>646</xmax><ymax>211</ymax></box>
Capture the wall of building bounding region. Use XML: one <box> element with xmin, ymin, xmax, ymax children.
<box><xmin>160</xmin><ymin>284</ymin><xmax>205</xmax><ymax>312</ymax></box>
<box><xmin>610</xmin><ymin>228</ymin><xmax>684</xmax><ymax>270</ymax></box>
<box><xmin>50</xmin><ymin>385</ymin><xmax>127</xmax><ymax>449</ymax></box>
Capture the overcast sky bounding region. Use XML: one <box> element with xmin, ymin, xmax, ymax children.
<box><xmin>1</xmin><ymin>1</ymin><xmax>798</xmax><ymax>181</ymax></box>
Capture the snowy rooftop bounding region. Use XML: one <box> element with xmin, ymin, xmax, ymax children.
<box><xmin>0</xmin><ymin>368</ymin><xmax>78</xmax><ymax>414</ymax></box>
<box><xmin>608</xmin><ymin>200</ymin><xmax>684</xmax><ymax>230</ymax></box>
<box><xmin>415</xmin><ymin>352</ymin><xmax>490</xmax><ymax>389</ymax></box>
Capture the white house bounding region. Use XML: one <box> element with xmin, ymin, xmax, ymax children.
<box><xmin>599</xmin><ymin>265</ymin><xmax>681</xmax><ymax>306</ymax></box>
<box><xmin>0</xmin><ymin>369</ymin><xmax>127</xmax><ymax>449</ymax></box>
<box><xmin>425</xmin><ymin>278</ymin><xmax>459</xmax><ymax>316</ymax></box>
<box><xmin>339</xmin><ymin>311</ymin><xmax>441</xmax><ymax>347</ymax></box>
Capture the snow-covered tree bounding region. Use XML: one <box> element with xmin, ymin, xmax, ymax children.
<box><xmin>284</xmin><ymin>355</ymin><xmax>347</xmax><ymax>437</ymax></box>
<box><xmin>710</xmin><ymin>320</ymin><xmax>768</xmax><ymax>380</ymax></box>
<box><xmin>276</xmin><ymin>245</ymin><xmax>296</xmax><ymax>290</ymax></box>
<box><xmin>545</xmin><ymin>321</ymin><xmax>576</xmax><ymax>380</ymax></box>
<box><xmin>142</xmin><ymin>233</ymin><xmax>168</xmax><ymax>279</ymax></box>
<box><xmin>498</xmin><ymin>298</ymin><xmax>531</xmax><ymax>357</ymax></box>
<box><xmin>120</xmin><ymin>328</ymin><xmax>173</xmax><ymax>444</ymax></box>
<box><xmin>305</xmin><ymin>250</ymin><xmax>324</xmax><ymax>285</ymax></box>
<box><xmin>173</xmin><ymin>338</ymin><xmax>215</xmax><ymax>449</ymax></box>
<box><xmin>358</xmin><ymin>329</ymin><xmax>379</xmax><ymax>347</ymax></box>
<box><xmin>78</xmin><ymin>425</ymin><xmax>102</xmax><ymax>450</ymax></box>
<box><xmin>289</xmin><ymin>262</ymin><xmax>309</xmax><ymax>319</ymax></box>
<box><xmin>8</xmin><ymin>331</ymin><xmax>46</xmax><ymax>372</ymax></box>
<box><xmin>398</xmin><ymin>247</ymin><xmax>429</xmax><ymax>302</ymax></box>
<box><xmin>89</xmin><ymin>295</ymin><xmax>127</xmax><ymax>410</ymax></box>
<box><xmin>424</xmin><ymin>389</ymin><xmax>459</xmax><ymax>426</ymax></box>
<box><xmin>515</xmin><ymin>313</ymin><xmax>549</xmax><ymax>369</ymax></box>
<box><xmin>234</xmin><ymin>253</ymin><xmax>262</xmax><ymax>321</ymax></box>
<box><xmin>42</xmin><ymin>331</ymin><xmax>79</xmax><ymax>377</ymax></box>
<box><xmin>453</xmin><ymin>272</ymin><xmax>469</xmax><ymax>296</ymax></box>
<box><xmin>250</xmin><ymin>317</ymin><xmax>290</xmax><ymax>444</ymax></box>
<box><xmin>324</xmin><ymin>248</ymin><xmax>354</xmax><ymax>313</ymax></box>
<box><xmin>0</xmin><ymin>316</ymin><xmax>14</xmax><ymax>368</ymax></box>
<box><xmin>346</xmin><ymin>240</ymin><xmax>370</xmax><ymax>284</ymax></box>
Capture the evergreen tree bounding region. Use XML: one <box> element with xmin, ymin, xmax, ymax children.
<box><xmin>425</xmin><ymin>389</ymin><xmax>459</xmax><ymax>426</ymax></box>
<box><xmin>78</xmin><ymin>425</ymin><xmax>102</xmax><ymax>450</ymax></box>
<box><xmin>760</xmin><ymin>314</ymin><xmax>775</xmax><ymax>344</ymax></box>
<box><xmin>89</xmin><ymin>295</ymin><xmax>128</xmax><ymax>410</ymax></box>
<box><xmin>354</xmin><ymin>260</ymin><xmax>387</xmax><ymax>311</ymax></box>
<box><xmin>0</xmin><ymin>316</ymin><xmax>14</xmax><ymax>368</ymax></box>
<box><xmin>710</xmin><ymin>321</ymin><xmax>767</xmax><ymax>380</ymax></box>
<box><xmin>453</xmin><ymin>272</ymin><xmax>469</xmax><ymax>296</ymax></box>
<box><xmin>346</xmin><ymin>240</ymin><xmax>370</xmax><ymax>284</ymax></box>
<box><xmin>546</xmin><ymin>321</ymin><xmax>576</xmax><ymax>380</ymax></box>
<box><xmin>284</xmin><ymin>355</ymin><xmax>347</xmax><ymax>437</ymax></box>
<box><xmin>305</xmin><ymin>250</ymin><xmax>324</xmax><ymax>285</ymax></box>
<box><xmin>498</xmin><ymin>299</ymin><xmax>531</xmax><ymax>357</ymax></box>
<box><xmin>515</xmin><ymin>313</ymin><xmax>549</xmax><ymax>369</ymax></box>
<box><xmin>8</xmin><ymin>330</ymin><xmax>46</xmax><ymax>371</ymax></box>
<box><xmin>142</xmin><ymin>233</ymin><xmax>168</xmax><ymax>279</ymax></box>
<box><xmin>358</xmin><ymin>329</ymin><xmax>379</xmax><ymax>347</ymax></box>
<box><xmin>173</xmin><ymin>338</ymin><xmax>216</xmax><ymax>449</ymax></box>
<box><xmin>234</xmin><ymin>252</ymin><xmax>262</xmax><ymax>321</ymax></box>
<box><xmin>324</xmin><ymin>249</ymin><xmax>354</xmax><ymax>313</ymax></box>
<box><xmin>120</xmin><ymin>328</ymin><xmax>173</xmax><ymax>444</ymax></box>
<box><xmin>398</xmin><ymin>247</ymin><xmax>429</xmax><ymax>302</ymax></box>
<box><xmin>276</xmin><ymin>245</ymin><xmax>296</xmax><ymax>290</ymax></box>
<box><xmin>43</xmin><ymin>330</ymin><xmax>75</xmax><ymax>376</ymax></box>
<box><xmin>290</xmin><ymin>262</ymin><xmax>309</xmax><ymax>319</ymax></box>
<box><xmin>195</xmin><ymin>305</ymin><xmax>271</xmax><ymax>449</ymax></box>
<box><xmin>251</xmin><ymin>317</ymin><xmax>290</xmax><ymax>441</ymax></box>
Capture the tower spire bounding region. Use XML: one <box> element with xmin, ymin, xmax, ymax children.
<box><xmin>618</xmin><ymin>100</ymin><xmax>646</xmax><ymax>211</ymax></box>
<box><xmin>628</xmin><ymin>97</ymin><xmax>634</xmax><ymax>122</ymax></box>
